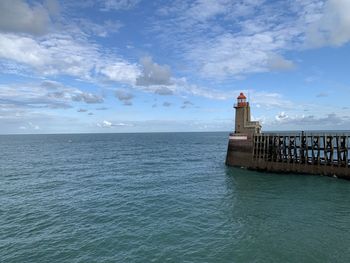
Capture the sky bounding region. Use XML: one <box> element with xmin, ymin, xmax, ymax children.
<box><xmin>1</xmin><ymin>0</ymin><xmax>350</xmax><ymax>134</ymax></box>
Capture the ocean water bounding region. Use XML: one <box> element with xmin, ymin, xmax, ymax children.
<box><xmin>1</xmin><ymin>132</ymin><xmax>350</xmax><ymax>263</ymax></box>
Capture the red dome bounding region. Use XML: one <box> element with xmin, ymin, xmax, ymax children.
<box><xmin>237</xmin><ymin>92</ymin><xmax>247</xmax><ymax>99</ymax></box>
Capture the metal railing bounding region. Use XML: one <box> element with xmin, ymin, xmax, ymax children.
<box><xmin>253</xmin><ymin>132</ymin><xmax>350</xmax><ymax>167</ymax></box>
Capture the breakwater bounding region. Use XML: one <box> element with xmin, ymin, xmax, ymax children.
<box><xmin>225</xmin><ymin>92</ymin><xmax>350</xmax><ymax>178</ymax></box>
<box><xmin>226</xmin><ymin>132</ymin><xmax>350</xmax><ymax>178</ymax></box>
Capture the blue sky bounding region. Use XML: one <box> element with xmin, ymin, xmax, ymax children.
<box><xmin>1</xmin><ymin>0</ymin><xmax>350</xmax><ymax>134</ymax></box>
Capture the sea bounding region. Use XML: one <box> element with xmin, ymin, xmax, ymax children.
<box><xmin>1</xmin><ymin>132</ymin><xmax>350</xmax><ymax>262</ymax></box>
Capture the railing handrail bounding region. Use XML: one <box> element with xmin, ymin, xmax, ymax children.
<box><xmin>260</xmin><ymin>131</ymin><xmax>350</xmax><ymax>136</ymax></box>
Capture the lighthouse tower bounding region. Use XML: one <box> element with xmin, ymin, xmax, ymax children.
<box><xmin>234</xmin><ymin>92</ymin><xmax>261</xmax><ymax>135</ymax></box>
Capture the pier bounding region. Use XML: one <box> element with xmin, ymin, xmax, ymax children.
<box><xmin>226</xmin><ymin>93</ymin><xmax>350</xmax><ymax>178</ymax></box>
<box><xmin>251</xmin><ymin>132</ymin><xmax>350</xmax><ymax>177</ymax></box>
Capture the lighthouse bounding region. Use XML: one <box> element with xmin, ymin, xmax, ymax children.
<box><xmin>225</xmin><ymin>92</ymin><xmax>261</xmax><ymax>167</ymax></box>
<box><xmin>234</xmin><ymin>92</ymin><xmax>261</xmax><ymax>135</ymax></box>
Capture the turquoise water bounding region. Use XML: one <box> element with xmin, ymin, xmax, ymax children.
<box><xmin>1</xmin><ymin>132</ymin><xmax>350</xmax><ymax>262</ymax></box>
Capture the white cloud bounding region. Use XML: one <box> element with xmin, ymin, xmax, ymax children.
<box><xmin>99</xmin><ymin>120</ymin><xmax>112</xmax><ymax>127</ymax></box>
<box><xmin>269</xmin><ymin>112</ymin><xmax>350</xmax><ymax>130</ymax></box>
<box><xmin>97</xmin><ymin>120</ymin><xmax>133</xmax><ymax>128</ymax></box>
<box><xmin>152</xmin><ymin>0</ymin><xmax>302</xmax><ymax>78</ymax></box>
<box><xmin>186</xmin><ymin>0</ymin><xmax>228</xmax><ymax>22</ymax></box>
<box><xmin>115</xmin><ymin>89</ymin><xmax>134</xmax><ymax>106</ymax></box>
<box><xmin>0</xmin><ymin>0</ymin><xmax>52</xmax><ymax>35</ymax></box>
<box><xmin>0</xmin><ymin>31</ymin><xmax>258</xmax><ymax>102</ymax></box>
<box><xmin>100</xmin><ymin>0</ymin><xmax>141</xmax><ymax>11</ymax></box>
<box><xmin>266</xmin><ymin>54</ymin><xmax>295</xmax><ymax>71</ymax></box>
<box><xmin>0</xmin><ymin>0</ymin><xmax>139</xmax><ymax>84</ymax></box>
<box><xmin>0</xmin><ymin>33</ymin><xmax>140</xmax><ymax>84</ymax></box>
<box><xmin>0</xmin><ymin>81</ymin><xmax>104</xmax><ymax>112</ymax></box>
<box><xmin>153</xmin><ymin>86</ymin><xmax>174</xmax><ymax>96</ymax></box>
<box><xmin>250</xmin><ymin>92</ymin><xmax>295</xmax><ymax>109</ymax></box>
<box><xmin>0</xmin><ymin>34</ymin><xmax>51</xmax><ymax>68</ymax></box>
<box><xmin>151</xmin><ymin>0</ymin><xmax>350</xmax><ymax>78</ymax></box>
<box><xmin>28</xmin><ymin>122</ymin><xmax>40</xmax><ymax>130</ymax></box>
<box><xmin>275</xmin><ymin>112</ymin><xmax>289</xmax><ymax>121</ymax></box>
<box><xmin>306</xmin><ymin>0</ymin><xmax>350</xmax><ymax>47</ymax></box>
<box><xmin>99</xmin><ymin>62</ymin><xmax>140</xmax><ymax>84</ymax></box>
<box><xmin>0</xmin><ymin>33</ymin><xmax>96</xmax><ymax>77</ymax></box>
<box><xmin>188</xmin><ymin>32</ymin><xmax>297</xmax><ymax>77</ymax></box>
<box><xmin>75</xmin><ymin>19</ymin><xmax>123</xmax><ymax>37</ymax></box>
<box><xmin>136</xmin><ymin>56</ymin><xmax>172</xmax><ymax>86</ymax></box>
<box><xmin>171</xmin><ymin>78</ymin><xmax>229</xmax><ymax>99</ymax></box>
<box><xmin>71</xmin><ymin>93</ymin><xmax>104</xmax><ymax>104</ymax></box>
<box><xmin>95</xmin><ymin>119</ymin><xmax>231</xmax><ymax>132</ymax></box>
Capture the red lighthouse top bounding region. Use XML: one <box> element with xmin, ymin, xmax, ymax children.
<box><xmin>235</xmin><ymin>92</ymin><xmax>248</xmax><ymax>107</ymax></box>
<box><xmin>237</xmin><ymin>92</ymin><xmax>247</xmax><ymax>100</ymax></box>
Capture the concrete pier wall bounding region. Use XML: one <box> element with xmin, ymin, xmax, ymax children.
<box><xmin>226</xmin><ymin>134</ymin><xmax>254</xmax><ymax>168</ymax></box>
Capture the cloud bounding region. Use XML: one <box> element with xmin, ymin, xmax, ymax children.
<box><xmin>94</xmin><ymin>119</ymin><xmax>232</xmax><ymax>132</ymax></box>
<box><xmin>0</xmin><ymin>101</ymin><xmax>96</xmax><ymax>134</ymax></box>
<box><xmin>156</xmin><ymin>0</ymin><xmax>264</xmax><ymax>28</ymax></box>
<box><xmin>0</xmin><ymin>86</ymin><xmax>69</xmax><ymax>110</ymax></box>
<box><xmin>266</xmin><ymin>54</ymin><xmax>295</xmax><ymax>71</ymax></box>
<box><xmin>44</xmin><ymin>0</ymin><xmax>60</xmax><ymax>17</ymax></box>
<box><xmin>0</xmin><ymin>1</ymin><xmax>310</xmax><ymax>102</ymax></box>
<box><xmin>100</xmin><ymin>0</ymin><xmax>141</xmax><ymax>11</ymax></box>
<box><xmin>115</xmin><ymin>89</ymin><xmax>134</xmax><ymax>105</ymax></box>
<box><xmin>152</xmin><ymin>0</ymin><xmax>301</xmax><ymax>78</ymax></box>
<box><xmin>0</xmin><ymin>0</ymin><xmax>53</xmax><ymax>35</ymax></box>
<box><xmin>98</xmin><ymin>120</ymin><xmax>113</xmax><ymax>127</ymax></box>
<box><xmin>75</xmin><ymin>19</ymin><xmax>123</xmax><ymax>37</ymax></box>
<box><xmin>72</xmin><ymin>93</ymin><xmax>104</xmax><ymax>104</ymax></box>
<box><xmin>306</xmin><ymin>0</ymin><xmax>350</xmax><ymax>47</ymax></box>
<box><xmin>169</xmin><ymin>77</ymin><xmax>231</xmax><ymax>100</ymax></box>
<box><xmin>153</xmin><ymin>86</ymin><xmax>174</xmax><ymax>95</ymax></box>
<box><xmin>0</xmin><ymin>1</ymin><xmax>139</xmax><ymax>85</ymax></box>
<box><xmin>0</xmin><ymin>33</ymin><xmax>140</xmax><ymax>84</ymax></box>
<box><xmin>316</xmin><ymin>92</ymin><xmax>329</xmax><ymax>98</ymax></box>
<box><xmin>185</xmin><ymin>0</ymin><xmax>229</xmax><ymax>22</ymax></box>
<box><xmin>269</xmin><ymin>112</ymin><xmax>350</xmax><ymax>130</ymax></box>
<box><xmin>250</xmin><ymin>92</ymin><xmax>295</xmax><ymax>109</ymax></box>
<box><xmin>77</xmin><ymin>108</ymin><xmax>88</xmax><ymax>112</ymax></box>
<box><xmin>152</xmin><ymin>1</ymin><xmax>350</xmax><ymax>78</ymax></box>
<box><xmin>181</xmin><ymin>100</ymin><xmax>194</xmax><ymax>109</ymax></box>
<box><xmin>97</xmin><ymin>120</ymin><xmax>133</xmax><ymax>128</ymax></box>
<box><xmin>28</xmin><ymin>122</ymin><xmax>40</xmax><ymax>130</ymax></box>
<box><xmin>0</xmin><ymin>81</ymin><xmax>103</xmax><ymax>112</ymax></box>
<box><xmin>162</xmin><ymin>102</ymin><xmax>171</xmax><ymax>107</ymax></box>
<box><xmin>187</xmin><ymin>32</ymin><xmax>298</xmax><ymax>78</ymax></box>
<box><xmin>15</xmin><ymin>122</ymin><xmax>40</xmax><ymax>131</ymax></box>
<box><xmin>275</xmin><ymin>112</ymin><xmax>289</xmax><ymax>121</ymax></box>
<box><xmin>0</xmin><ymin>33</ymin><xmax>95</xmax><ymax>77</ymax></box>
<box><xmin>99</xmin><ymin>61</ymin><xmax>140</xmax><ymax>84</ymax></box>
<box><xmin>136</xmin><ymin>76</ymin><xmax>293</xmax><ymax>104</ymax></box>
<box><xmin>136</xmin><ymin>56</ymin><xmax>172</xmax><ymax>86</ymax></box>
